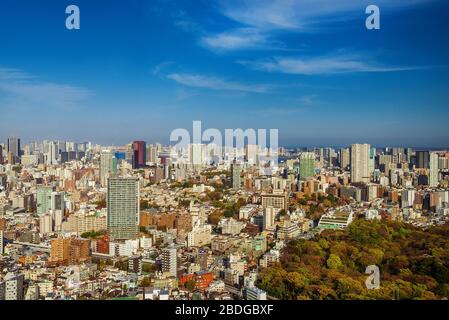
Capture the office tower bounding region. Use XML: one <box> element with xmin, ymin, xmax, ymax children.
<box><xmin>6</xmin><ymin>137</ymin><xmax>20</xmax><ymax>163</ymax></box>
<box><xmin>369</xmin><ymin>147</ymin><xmax>376</xmax><ymax>175</ymax></box>
<box><xmin>36</xmin><ymin>186</ymin><xmax>53</xmax><ymax>215</ymax></box>
<box><xmin>405</xmin><ymin>148</ymin><xmax>413</xmax><ymax>163</ymax></box>
<box><xmin>350</xmin><ymin>144</ymin><xmax>370</xmax><ymax>183</ymax></box>
<box><xmin>59</xmin><ymin>151</ymin><xmax>69</xmax><ymax>163</ymax></box>
<box><xmin>438</xmin><ymin>156</ymin><xmax>449</xmax><ymax>170</ymax></box>
<box><xmin>39</xmin><ymin>214</ymin><xmax>53</xmax><ymax>234</ymax></box>
<box><xmin>133</xmin><ymin>141</ymin><xmax>146</xmax><ymax>169</ymax></box>
<box><xmin>147</xmin><ymin>144</ymin><xmax>158</xmax><ymax>163</ymax></box>
<box><xmin>339</xmin><ymin>148</ymin><xmax>350</xmax><ymax>169</ymax></box>
<box><xmin>151</xmin><ymin>147</ymin><xmax>160</xmax><ymax>163</ymax></box>
<box><xmin>379</xmin><ymin>154</ymin><xmax>392</xmax><ymax>171</ymax></box>
<box><xmin>146</xmin><ymin>144</ymin><xmax>151</xmax><ymax>163</ymax></box>
<box><xmin>189</xmin><ymin>143</ymin><xmax>206</xmax><ymax>166</ymax></box>
<box><xmin>53</xmin><ymin>210</ymin><xmax>63</xmax><ymax>232</ymax></box>
<box><xmin>162</xmin><ymin>245</ymin><xmax>177</xmax><ymax>277</ymax></box>
<box><xmin>158</xmin><ymin>153</ymin><xmax>171</xmax><ymax>179</ymax></box>
<box><xmin>107</xmin><ymin>177</ymin><xmax>140</xmax><ymax>241</ymax></box>
<box><xmin>76</xmin><ymin>142</ymin><xmax>88</xmax><ymax>152</ymax></box>
<box><xmin>416</xmin><ymin>151</ymin><xmax>430</xmax><ymax>169</ymax></box>
<box><xmin>401</xmin><ymin>188</ymin><xmax>416</xmax><ymax>208</ymax></box>
<box><xmin>0</xmin><ymin>145</ymin><xmax>3</xmax><ymax>164</ymax></box>
<box><xmin>392</xmin><ymin>147</ymin><xmax>405</xmax><ymax>157</ymax></box>
<box><xmin>42</xmin><ymin>140</ymin><xmax>49</xmax><ymax>154</ymax></box>
<box><xmin>429</xmin><ymin>152</ymin><xmax>439</xmax><ymax>187</ymax></box>
<box><xmin>100</xmin><ymin>150</ymin><xmax>117</xmax><ymax>187</ymax></box>
<box><xmin>231</xmin><ymin>163</ymin><xmax>242</xmax><ymax>189</ymax></box>
<box><xmin>299</xmin><ymin>152</ymin><xmax>315</xmax><ymax>179</ymax></box>
<box><xmin>330</xmin><ymin>148</ymin><xmax>338</xmax><ymax>166</ymax></box>
<box><xmin>205</xmin><ymin>143</ymin><xmax>221</xmax><ymax>165</ymax></box>
<box><xmin>23</xmin><ymin>143</ymin><xmax>32</xmax><ymax>156</ymax></box>
<box><xmin>51</xmin><ymin>192</ymin><xmax>65</xmax><ymax>211</ymax></box>
<box><xmin>263</xmin><ymin>207</ymin><xmax>276</xmax><ymax>229</ymax></box>
<box><xmin>125</xmin><ymin>143</ymin><xmax>134</xmax><ymax>165</ymax></box>
<box><xmin>57</xmin><ymin>141</ymin><xmax>66</xmax><ymax>153</ymax></box>
<box><xmin>66</xmin><ymin>141</ymin><xmax>77</xmax><ymax>152</ymax></box>
<box><xmin>45</xmin><ymin>141</ymin><xmax>58</xmax><ymax>165</ymax></box>
<box><xmin>0</xmin><ymin>230</ymin><xmax>3</xmax><ymax>255</ymax></box>
<box><xmin>245</xmin><ymin>144</ymin><xmax>259</xmax><ymax>165</ymax></box>
<box><xmin>322</xmin><ymin>147</ymin><xmax>335</xmax><ymax>165</ymax></box>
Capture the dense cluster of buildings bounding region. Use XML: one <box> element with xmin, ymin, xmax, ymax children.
<box><xmin>1</xmin><ymin>137</ymin><xmax>449</xmax><ymax>300</ymax></box>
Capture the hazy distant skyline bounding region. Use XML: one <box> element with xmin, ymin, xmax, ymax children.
<box><xmin>1</xmin><ymin>0</ymin><xmax>449</xmax><ymax>147</ymax></box>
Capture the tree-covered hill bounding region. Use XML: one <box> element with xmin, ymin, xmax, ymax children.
<box><xmin>256</xmin><ymin>219</ymin><xmax>449</xmax><ymax>300</ymax></box>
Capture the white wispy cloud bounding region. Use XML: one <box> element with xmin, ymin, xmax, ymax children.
<box><xmin>174</xmin><ymin>87</ymin><xmax>198</xmax><ymax>101</ymax></box>
<box><xmin>152</xmin><ymin>61</ymin><xmax>173</xmax><ymax>75</ymax></box>
<box><xmin>219</xmin><ymin>0</ymin><xmax>434</xmax><ymax>31</ymax></box>
<box><xmin>201</xmin><ymin>28</ymin><xmax>268</xmax><ymax>51</ymax></box>
<box><xmin>0</xmin><ymin>68</ymin><xmax>33</xmax><ymax>81</ymax></box>
<box><xmin>239</xmin><ymin>54</ymin><xmax>424</xmax><ymax>75</ymax></box>
<box><xmin>173</xmin><ymin>10</ymin><xmax>203</xmax><ymax>33</ymax></box>
<box><xmin>0</xmin><ymin>68</ymin><xmax>92</xmax><ymax>109</ymax></box>
<box><xmin>199</xmin><ymin>0</ymin><xmax>434</xmax><ymax>51</ymax></box>
<box><xmin>166</xmin><ymin>73</ymin><xmax>271</xmax><ymax>93</ymax></box>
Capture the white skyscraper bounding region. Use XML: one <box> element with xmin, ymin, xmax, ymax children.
<box><xmin>263</xmin><ymin>207</ymin><xmax>276</xmax><ymax>229</ymax></box>
<box><xmin>245</xmin><ymin>144</ymin><xmax>259</xmax><ymax>165</ymax></box>
<box><xmin>147</xmin><ymin>144</ymin><xmax>158</xmax><ymax>163</ymax></box>
<box><xmin>189</xmin><ymin>143</ymin><xmax>206</xmax><ymax>166</ymax></box>
<box><xmin>46</xmin><ymin>141</ymin><xmax>59</xmax><ymax>165</ymax></box>
<box><xmin>0</xmin><ymin>230</ymin><xmax>4</xmax><ymax>255</ymax></box>
<box><xmin>39</xmin><ymin>214</ymin><xmax>53</xmax><ymax>234</ymax></box>
<box><xmin>429</xmin><ymin>152</ymin><xmax>439</xmax><ymax>187</ymax></box>
<box><xmin>350</xmin><ymin>144</ymin><xmax>370</xmax><ymax>183</ymax></box>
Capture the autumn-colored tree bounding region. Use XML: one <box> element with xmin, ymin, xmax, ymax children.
<box><xmin>208</xmin><ymin>210</ymin><xmax>224</xmax><ymax>225</ymax></box>
<box><xmin>258</xmin><ymin>219</ymin><xmax>449</xmax><ymax>300</ymax></box>
<box><xmin>327</xmin><ymin>254</ymin><xmax>343</xmax><ymax>270</ymax></box>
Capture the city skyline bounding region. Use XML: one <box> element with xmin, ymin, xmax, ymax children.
<box><xmin>3</xmin><ymin>136</ymin><xmax>449</xmax><ymax>151</ymax></box>
<box><xmin>2</xmin><ymin>0</ymin><xmax>449</xmax><ymax>306</ymax></box>
<box><xmin>1</xmin><ymin>0</ymin><xmax>449</xmax><ymax>147</ymax></box>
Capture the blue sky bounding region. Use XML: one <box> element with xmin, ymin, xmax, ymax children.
<box><xmin>0</xmin><ymin>0</ymin><xmax>448</xmax><ymax>147</ymax></box>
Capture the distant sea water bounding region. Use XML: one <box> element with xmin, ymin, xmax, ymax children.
<box><xmin>282</xmin><ymin>146</ymin><xmax>449</xmax><ymax>151</ymax></box>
